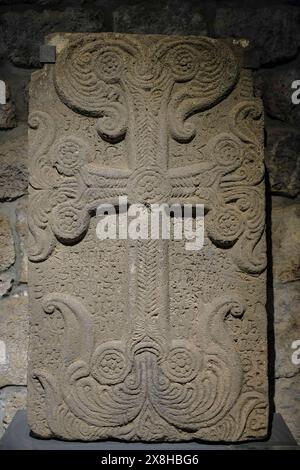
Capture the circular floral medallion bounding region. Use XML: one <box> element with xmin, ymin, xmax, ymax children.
<box><xmin>162</xmin><ymin>342</ymin><xmax>200</xmax><ymax>384</ymax></box>
<box><xmin>96</xmin><ymin>48</ymin><xmax>124</xmax><ymax>82</ymax></box>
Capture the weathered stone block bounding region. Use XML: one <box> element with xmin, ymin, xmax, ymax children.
<box><xmin>0</xmin><ymin>213</ymin><xmax>15</xmax><ymax>273</ymax></box>
<box><xmin>0</xmin><ymin>272</ymin><xmax>13</xmax><ymax>298</ymax></box>
<box><xmin>274</xmin><ymin>280</ymin><xmax>300</xmax><ymax>380</ymax></box>
<box><xmin>0</xmin><ymin>295</ymin><xmax>29</xmax><ymax>388</ymax></box>
<box><xmin>0</xmin><ymin>213</ymin><xmax>15</xmax><ymax>298</ymax></box>
<box><xmin>113</xmin><ymin>0</ymin><xmax>208</xmax><ymax>36</ymax></box>
<box><xmin>262</xmin><ymin>66</ymin><xmax>300</xmax><ymax>127</ymax></box>
<box><xmin>28</xmin><ymin>33</ymin><xmax>268</xmax><ymax>441</ymax></box>
<box><xmin>0</xmin><ymin>132</ymin><xmax>28</xmax><ymax>201</ymax></box>
<box><xmin>214</xmin><ymin>7</ymin><xmax>300</xmax><ymax>66</ymax></box>
<box><xmin>266</xmin><ymin>128</ymin><xmax>300</xmax><ymax>198</ymax></box>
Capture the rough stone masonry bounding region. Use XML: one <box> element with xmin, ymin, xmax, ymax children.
<box><xmin>27</xmin><ymin>32</ymin><xmax>268</xmax><ymax>441</ymax></box>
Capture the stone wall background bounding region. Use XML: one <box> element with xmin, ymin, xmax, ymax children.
<box><xmin>0</xmin><ymin>0</ymin><xmax>299</xmax><ymax>443</ymax></box>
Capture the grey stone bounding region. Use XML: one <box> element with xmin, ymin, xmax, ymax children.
<box><xmin>0</xmin><ymin>212</ymin><xmax>15</xmax><ymax>297</ymax></box>
<box><xmin>214</xmin><ymin>7</ymin><xmax>300</xmax><ymax>66</ymax></box>
<box><xmin>0</xmin><ymin>8</ymin><xmax>104</xmax><ymax>67</ymax></box>
<box><xmin>262</xmin><ymin>66</ymin><xmax>300</xmax><ymax>127</ymax></box>
<box><xmin>0</xmin><ymin>82</ymin><xmax>16</xmax><ymax>130</ymax></box>
<box><xmin>272</xmin><ymin>200</ymin><xmax>300</xmax><ymax>284</ymax></box>
<box><xmin>27</xmin><ymin>33</ymin><xmax>268</xmax><ymax>442</ymax></box>
<box><xmin>0</xmin><ymin>295</ymin><xmax>29</xmax><ymax>388</ymax></box>
<box><xmin>274</xmin><ymin>281</ymin><xmax>300</xmax><ymax>379</ymax></box>
<box><xmin>275</xmin><ymin>374</ymin><xmax>300</xmax><ymax>444</ymax></box>
<box><xmin>113</xmin><ymin>0</ymin><xmax>208</xmax><ymax>35</ymax></box>
<box><xmin>266</xmin><ymin>128</ymin><xmax>300</xmax><ymax>198</ymax></box>
<box><xmin>0</xmin><ymin>132</ymin><xmax>28</xmax><ymax>201</ymax></box>
<box><xmin>0</xmin><ymin>386</ymin><xmax>27</xmax><ymax>438</ymax></box>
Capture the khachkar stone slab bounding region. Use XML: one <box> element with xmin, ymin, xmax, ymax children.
<box><xmin>27</xmin><ymin>33</ymin><xmax>268</xmax><ymax>442</ymax></box>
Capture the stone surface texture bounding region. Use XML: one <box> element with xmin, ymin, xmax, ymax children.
<box><xmin>0</xmin><ymin>0</ymin><xmax>299</xmax><ymax>445</ymax></box>
<box><xmin>0</xmin><ymin>8</ymin><xmax>104</xmax><ymax>67</ymax></box>
<box><xmin>262</xmin><ymin>65</ymin><xmax>300</xmax><ymax>127</ymax></box>
<box><xmin>113</xmin><ymin>0</ymin><xmax>208</xmax><ymax>35</ymax></box>
<box><xmin>27</xmin><ymin>32</ymin><xmax>268</xmax><ymax>442</ymax></box>
<box><xmin>0</xmin><ymin>213</ymin><xmax>15</xmax><ymax>273</ymax></box>
<box><xmin>0</xmin><ymin>132</ymin><xmax>28</xmax><ymax>201</ymax></box>
<box><xmin>0</xmin><ymin>213</ymin><xmax>15</xmax><ymax>298</ymax></box>
<box><xmin>0</xmin><ymin>82</ymin><xmax>16</xmax><ymax>129</ymax></box>
<box><xmin>266</xmin><ymin>128</ymin><xmax>300</xmax><ymax>198</ymax></box>
<box><xmin>15</xmin><ymin>197</ymin><xmax>28</xmax><ymax>284</ymax></box>
<box><xmin>272</xmin><ymin>201</ymin><xmax>300</xmax><ymax>284</ymax></box>
<box><xmin>0</xmin><ymin>295</ymin><xmax>28</xmax><ymax>388</ymax></box>
<box><xmin>275</xmin><ymin>374</ymin><xmax>300</xmax><ymax>444</ymax></box>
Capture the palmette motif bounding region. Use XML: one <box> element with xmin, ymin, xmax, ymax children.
<box><xmin>28</xmin><ymin>34</ymin><xmax>268</xmax><ymax>441</ymax></box>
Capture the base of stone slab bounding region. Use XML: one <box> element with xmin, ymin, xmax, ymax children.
<box><xmin>0</xmin><ymin>411</ymin><xmax>299</xmax><ymax>450</ymax></box>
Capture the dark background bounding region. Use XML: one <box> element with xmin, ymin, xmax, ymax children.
<box><xmin>0</xmin><ymin>0</ymin><xmax>299</xmax><ymax>443</ymax></box>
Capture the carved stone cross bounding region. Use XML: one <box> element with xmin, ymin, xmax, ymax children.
<box><xmin>28</xmin><ymin>33</ymin><xmax>268</xmax><ymax>441</ymax></box>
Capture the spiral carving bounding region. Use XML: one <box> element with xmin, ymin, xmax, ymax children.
<box><xmin>91</xmin><ymin>341</ymin><xmax>131</xmax><ymax>385</ymax></box>
<box><xmin>32</xmin><ymin>293</ymin><xmax>252</xmax><ymax>437</ymax></box>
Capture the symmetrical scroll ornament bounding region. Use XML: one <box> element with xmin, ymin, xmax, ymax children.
<box><xmin>31</xmin><ymin>292</ymin><xmax>265</xmax><ymax>440</ymax></box>
<box><xmin>29</xmin><ymin>35</ymin><xmax>243</xmax><ymax>263</ymax></box>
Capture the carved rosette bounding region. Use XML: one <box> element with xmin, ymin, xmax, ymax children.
<box><xmin>205</xmin><ymin>100</ymin><xmax>266</xmax><ymax>274</ymax></box>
